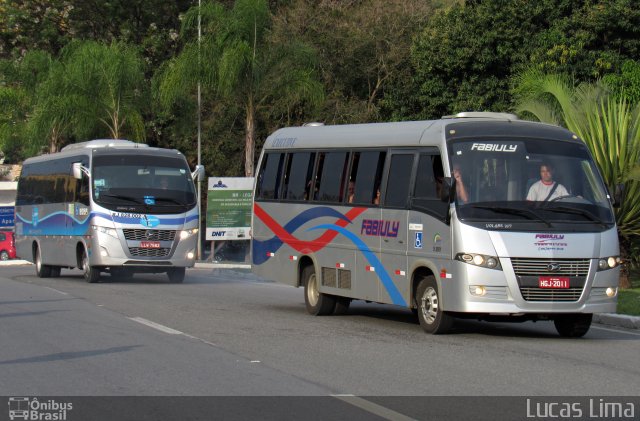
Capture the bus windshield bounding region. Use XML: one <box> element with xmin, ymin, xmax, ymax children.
<box><xmin>448</xmin><ymin>138</ymin><xmax>615</xmax><ymax>231</ymax></box>
<box><xmin>92</xmin><ymin>154</ymin><xmax>196</xmax><ymax>213</ymax></box>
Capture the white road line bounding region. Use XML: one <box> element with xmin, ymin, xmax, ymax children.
<box><xmin>591</xmin><ymin>325</ymin><xmax>640</xmax><ymax>337</ymax></box>
<box><xmin>43</xmin><ymin>286</ymin><xmax>68</xmax><ymax>295</ymax></box>
<box><xmin>128</xmin><ymin>317</ymin><xmax>183</xmax><ymax>335</ymax></box>
<box><xmin>332</xmin><ymin>395</ymin><xmax>417</xmax><ymax>421</ymax></box>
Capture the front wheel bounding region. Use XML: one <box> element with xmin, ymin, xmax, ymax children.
<box><xmin>415</xmin><ymin>275</ymin><xmax>453</xmax><ymax>334</ymax></box>
<box><xmin>554</xmin><ymin>314</ymin><xmax>592</xmax><ymax>338</ymax></box>
<box><xmin>303</xmin><ymin>265</ymin><xmax>336</xmax><ymax>315</ymax></box>
<box><xmin>81</xmin><ymin>248</ymin><xmax>100</xmax><ymax>283</ymax></box>
<box><xmin>167</xmin><ymin>267</ymin><xmax>185</xmax><ymax>283</ymax></box>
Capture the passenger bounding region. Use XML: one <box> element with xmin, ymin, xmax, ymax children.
<box><xmin>347</xmin><ymin>180</ymin><xmax>355</xmax><ymax>203</ymax></box>
<box><xmin>526</xmin><ymin>162</ymin><xmax>569</xmax><ymax>201</ymax></box>
<box><xmin>452</xmin><ymin>164</ymin><xmax>469</xmax><ymax>204</ymax></box>
<box><xmin>157</xmin><ymin>176</ymin><xmax>170</xmax><ymax>190</ymax></box>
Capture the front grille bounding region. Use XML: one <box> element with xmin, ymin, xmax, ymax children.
<box><xmin>123</xmin><ymin>229</ymin><xmax>176</xmax><ymax>241</ymax></box>
<box><xmin>519</xmin><ymin>287</ymin><xmax>583</xmax><ymax>302</ymax></box>
<box><xmin>511</xmin><ymin>258</ymin><xmax>590</xmax><ymax>277</ymax></box>
<box><xmin>128</xmin><ymin>247</ymin><xmax>171</xmax><ymax>257</ymax></box>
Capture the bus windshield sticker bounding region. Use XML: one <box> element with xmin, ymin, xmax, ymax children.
<box><xmin>144</xmin><ymin>196</ymin><xmax>156</xmax><ymax>205</ymax></box>
<box><xmin>470</xmin><ymin>143</ymin><xmax>518</xmax><ymax>152</ymax></box>
<box><xmin>94</xmin><ymin>179</ymin><xmax>105</xmax><ymax>187</ymax></box>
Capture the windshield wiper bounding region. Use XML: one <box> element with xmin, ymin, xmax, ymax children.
<box><xmin>543</xmin><ymin>206</ymin><xmax>609</xmax><ymax>227</ymax></box>
<box><xmin>153</xmin><ymin>197</ymin><xmax>185</xmax><ymax>205</ymax></box>
<box><xmin>99</xmin><ymin>193</ymin><xmax>142</xmax><ymax>204</ymax></box>
<box><xmin>471</xmin><ymin>205</ymin><xmax>553</xmax><ymax>227</ymax></box>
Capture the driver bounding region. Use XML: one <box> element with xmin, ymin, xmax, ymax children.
<box><xmin>526</xmin><ymin>162</ymin><xmax>569</xmax><ymax>201</ymax></box>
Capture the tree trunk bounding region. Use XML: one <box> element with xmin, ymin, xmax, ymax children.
<box><xmin>244</xmin><ymin>98</ymin><xmax>255</xmax><ymax>177</ymax></box>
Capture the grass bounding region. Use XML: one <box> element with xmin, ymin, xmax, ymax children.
<box><xmin>617</xmin><ymin>269</ymin><xmax>640</xmax><ymax>316</ymax></box>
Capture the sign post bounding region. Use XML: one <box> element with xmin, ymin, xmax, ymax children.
<box><xmin>206</xmin><ymin>178</ymin><xmax>253</xmax><ymax>258</ymax></box>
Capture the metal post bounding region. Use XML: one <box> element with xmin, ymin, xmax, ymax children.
<box><xmin>196</xmin><ymin>0</ymin><xmax>203</xmax><ymax>260</ymax></box>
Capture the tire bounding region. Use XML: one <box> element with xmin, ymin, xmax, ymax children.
<box><xmin>303</xmin><ymin>265</ymin><xmax>336</xmax><ymax>315</ymax></box>
<box><xmin>415</xmin><ymin>275</ymin><xmax>453</xmax><ymax>334</ymax></box>
<box><xmin>0</xmin><ymin>250</ymin><xmax>9</xmax><ymax>261</ymax></box>
<box><xmin>35</xmin><ymin>246</ymin><xmax>52</xmax><ymax>278</ymax></box>
<box><xmin>554</xmin><ymin>314</ymin><xmax>592</xmax><ymax>338</ymax></box>
<box><xmin>167</xmin><ymin>267</ymin><xmax>186</xmax><ymax>283</ymax></box>
<box><xmin>81</xmin><ymin>248</ymin><xmax>100</xmax><ymax>283</ymax></box>
<box><xmin>334</xmin><ymin>297</ymin><xmax>351</xmax><ymax>315</ymax></box>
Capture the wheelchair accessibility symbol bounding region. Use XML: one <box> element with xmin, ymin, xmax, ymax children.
<box><xmin>414</xmin><ymin>232</ymin><xmax>423</xmax><ymax>249</ymax></box>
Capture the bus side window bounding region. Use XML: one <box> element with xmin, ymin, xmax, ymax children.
<box><xmin>349</xmin><ymin>151</ymin><xmax>386</xmax><ymax>205</ymax></box>
<box><xmin>384</xmin><ymin>154</ymin><xmax>415</xmax><ymax>208</ymax></box>
<box><xmin>411</xmin><ymin>154</ymin><xmax>448</xmax><ymax>220</ymax></box>
<box><xmin>283</xmin><ymin>152</ymin><xmax>315</xmax><ymax>201</ymax></box>
<box><xmin>316</xmin><ymin>152</ymin><xmax>348</xmax><ymax>203</ymax></box>
<box><xmin>256</xmin><ymin>153</ymin><xmax>285</xmax><ymax>200</ymax></box>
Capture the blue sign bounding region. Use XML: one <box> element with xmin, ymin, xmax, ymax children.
<box><xmin>414</xmin><ymin>232</ymin><xmax>423</xmax><ymax>249</ymax></box>
<box><xmin>144</xmin><ymin>195</ymin><xmax>156</xmax><ymax>205</ymax></box>
<box><xmin>0</xmin><ymin>206</ymin><xmax>14</xmax><ymax>228</ymax></box>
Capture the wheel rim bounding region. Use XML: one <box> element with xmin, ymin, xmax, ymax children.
<box><xmin>307</xmin><ymin>273</ymin><xmax>319</xmax><ymax>306</ymax></box>
<box><xmin>1</xmin><ymin>251</ymin><xmax>8</xmax><ymax>260</ymax></box>
<box><xmin>83</xmin><ymin>252</ymin><xmax>89</xmax><ymax>278</ymax></box>
<box><xmin>420</xmin><ymin>286</ymin><xmax>439</xmax><ymax>324</ymax></box>
<box><xmin>36</xmin><ymin>249</ymin><xmax>42</xmax><ymax>271</ymax></box>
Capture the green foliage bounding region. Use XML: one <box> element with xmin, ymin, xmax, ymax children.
<box><xmin>603</xmin><ymin>60</ymin><xmax>640</xmax><ymax>103</ymax></box>
<box><xmin>514</xmin><ymin>70</ymin><xmax>640</xmax><ymax>237</ymax></box>
<box><xmin>156</xmin><ymin>0</ymin><xmax>324</xmax><ymax>176</ymax></box>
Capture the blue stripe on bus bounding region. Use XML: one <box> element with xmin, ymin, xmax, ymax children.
<box><xmin>308</xmin><ymin>224</ymin><xmax>407</xmax><ymax>307</ymax></box>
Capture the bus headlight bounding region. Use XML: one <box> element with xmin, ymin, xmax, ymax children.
<box><xmin>598</xmin><ymin>256</ymin><xmax>621</xmax><ymax>271</ymax></box>
<box><xmin>180</xmin><ymin>228</ymin><xmax>198</xmax><ymax>240</ymax></box>
<box><xmin>456</xmin><ymin>253</ymin><xmax>502</xmax><ymax>270</ymax></box>
<box><xmin>92</xmin><ymin>225</ymin><xmax>118</xmax><ymax>239</ymax></box>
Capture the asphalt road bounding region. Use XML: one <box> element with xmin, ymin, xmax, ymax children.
<box><xmin>1</xmin><ymin>265</ymin><xmax>639</xmax><ymax>418</ymax></box>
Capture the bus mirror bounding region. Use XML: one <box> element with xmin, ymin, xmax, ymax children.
<box><xmin>613</xmin><ymin>183</ymin><xmax>624</xmax><ymax>207</ymax></box>
<box><xmin>192</xmin><ymin>165</ymin><xmax>205</xmax><ymax>181</ymax></box>
<box><xmin>72</xmin><ymin>162</ymin><xmax>89</xmax><ymax>179</ymax></box>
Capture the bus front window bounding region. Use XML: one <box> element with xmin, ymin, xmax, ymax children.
<box><xmin>92</xmin><ymin>154</ymin><xmax>196</xmax><ymax>213</ymax></box>
<box><xmin>449</xmin><ymin>138</ymin><xmax>615</xmax><ymax>231</ymax></box>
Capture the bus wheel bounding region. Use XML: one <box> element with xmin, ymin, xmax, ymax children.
<box><xmin>554</xmin><ymin>314</ymin><xmax>592</xmax><ymax>338</ymax></box>
<box><xmin>303</xmin><ymin>265</ymin><xmax>336</xmax><ymax>315</ymax></box>
<box><xmin>35</xmin><ymin>245</ymin><xmax>51</xmax><ymax>278</ymax></box>
<box><xmin>415</xmin><ymin>275</ymin><xmax>453</xmax><ymax>334</ymax></box>
<box><xmin>81</xmin><ymin>248</ymin><xmax>100</xmax><ymax>283</ymax></box>
<box><xmin>167</xmin><ymin>267</ymin><xmax>185</xmax><ymax>283</ymax></box>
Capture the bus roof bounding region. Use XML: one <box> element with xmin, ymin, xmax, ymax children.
<box><xmin>262</xmin><ymin>113</ymin><xmax>577</xmax><ymax>150</ymax></box>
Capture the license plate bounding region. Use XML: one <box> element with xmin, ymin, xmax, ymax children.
<box><xmin>140</xmin><ymin>241</ymin><xmax>161</xmax><ymax>249</ymax></box>
<box><xmin>538</xmin><ymin>276</ymin><xmax>570</xmax><ymax>288</ymax></box>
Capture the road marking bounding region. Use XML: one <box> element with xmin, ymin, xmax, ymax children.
<box><xmin>129</xmin><ymin>317</ymin><xmax>183</xmax><ymax>335</ymax></box>
<box><xmin>332</xmin><ymin>395</ymin><xmax>417</xmax><ymax>421</ymax></box>
<box><xmin>592</xmin><ymin>325</ymin><xmax>640</xmax><ymax>337</ymax></box>
<box><xmin>43</xmin><ymin>286</ymin><xmax>68</xmax><ymax>295</ymax></box>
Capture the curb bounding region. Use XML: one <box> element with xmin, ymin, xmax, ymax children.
<box><xmin>593</xmin><ymin>313</ymin><xmax>640</xmax><ymax>330</ymax></box>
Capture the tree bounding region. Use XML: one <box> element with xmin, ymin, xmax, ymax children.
<box><xmin>514</xmin><ymin>69</ymin><xmax>640</xmax><ymax>288</ymax></box>
<box><xmin>156</xmin><ymin>0</ymin><xmax>324</xmax><ymax>176</ymax></box>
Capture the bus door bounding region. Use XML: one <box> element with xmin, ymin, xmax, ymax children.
<box><xmin>379</xmin><ymin>151</ymin><xmax>417</xmax><ymax>306</ymax></box>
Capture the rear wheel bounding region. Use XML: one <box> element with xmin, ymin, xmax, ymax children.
<box><xmin>415</xmin><ymin>275</ymin><xmax>453</xmax><ymax>334</ymax></box>
<box><xmin>303</xmin><ymin>265</ymin><xmax>336</xmax><ymax>315</ymax></box>
<box><xmin>167</xmin><ymin>267</ymin><xmax>185</xmax><ymax>283</ymax></box>
<box><xmin>81</xmin><ymin>248</ymin><xmax>100</xmax><ymax>283</ymax></box>
<box><xmin>0</xmin><ymin>250</ymin><xmax>9</xmax><ymax>261</ymax></box>
<box><xmin>35</xmin><ymin>245</ymin><xmax>51</xmax><ymax>278</ymax></box>
<box><xmin>554</xmin><ymin>314</ymin><xmax>592</xmax><ymax>338</ymax></box>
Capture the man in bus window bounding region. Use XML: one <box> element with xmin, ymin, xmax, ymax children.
<box><xmin>347</xmin><ymin>180</ymin><xmax>355</xmax><ymax>203</ymax></box>
<box><xmin>157</xmin><ymin>176</ymin><xmax>170</xmax><ymax>190</ymax></box>
<box><xmin>452</xmin><ymin>164</ymin><xmax>469</xmax><ymax>204</ymax></box>
<box><xmin>526</xmin><ymin>162</ymin><xmax>568</xmax><ymax>201</ymax></box>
